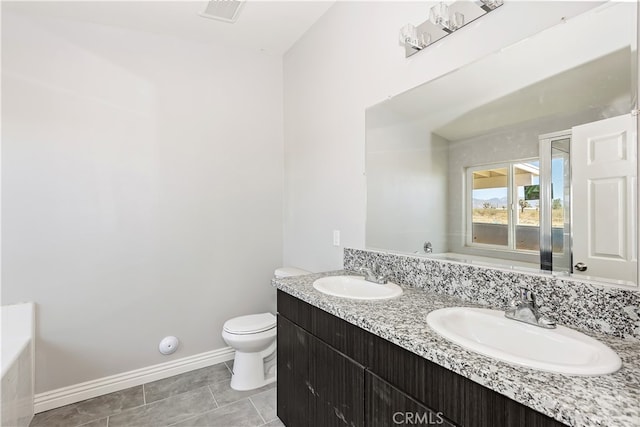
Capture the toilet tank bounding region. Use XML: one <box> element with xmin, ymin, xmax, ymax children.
<box><xmin>274</xmin><ymin>267</ymin><xmax>310</xmax><ymax>279</ymax></box>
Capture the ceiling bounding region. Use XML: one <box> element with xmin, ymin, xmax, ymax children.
<box><xmin>434</xmin><ymin>48</ymin><xmax>632</xmax><ymax>141</ymax></box>
<box><xmin>2</xmin><ymin>0</ymin><xmax>336</xmax><ymax>55</ymax></box>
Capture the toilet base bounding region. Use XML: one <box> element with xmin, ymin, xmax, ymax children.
<box><xmin>229</xmin><ymin>348</ymin><xmax>276</xmax><ymax>391</ymax></box>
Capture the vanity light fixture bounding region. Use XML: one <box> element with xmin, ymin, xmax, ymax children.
<box><xmin>400</xmin><ymin>0</ymin><xmax>504</xmax><ymax>57</ymax></box>
<box><xmin>478</xmin><ymin>0</ymin><xmax>504</xmax><ymax>12</ymax></box>
<box><xmin>429</xmin><ymin>3</ymin><xmax>451</xmax><ymax>31</ymax></box>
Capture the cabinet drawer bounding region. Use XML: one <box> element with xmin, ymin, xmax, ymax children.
<box><xmin>277</xmin><ymin>291</ymin><xmax>312</xmax><ymax>332</ymax></box>
<box><xmin>366</xmin><ymin>371</ymin><xmax>458</xmax><ymax>427</ymax></box>
<box><xmin>277</xmin><ymin>290</ymin><xmax>370</xmax><ymax>366</ymax></box>
<box><xmin>311</xmin><ymin>303</ymin><xmax>370</xmax><ymax>366</ymax></box>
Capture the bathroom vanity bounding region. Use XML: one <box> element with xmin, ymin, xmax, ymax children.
<box><xmin>275</xmin><ymin>3</ymin><xmax>640</xmax><ymax>425</ymax></box>
<box><xmin>274</xmin><ymin>271</ymin><xmax>640</xmax><ymax>427</ymax></box>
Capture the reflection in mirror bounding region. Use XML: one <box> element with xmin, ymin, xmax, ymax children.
<box><xmin>365</xmin><ymin>2</ymin><xmax>638</xmax><ymax>287</ymax></box>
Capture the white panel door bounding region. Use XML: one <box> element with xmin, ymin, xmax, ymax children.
<box><xmin>572</xmin><ymin>114</ymin><xmax>637</xmax><ymax>283</ymax></box>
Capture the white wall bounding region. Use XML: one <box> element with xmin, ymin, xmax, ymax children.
<box><xmin>2</xmin><ymin>12</ymin><xmax>283</xmax><ymax>393</ymax></box>
<box><xmin>366</xmin><ymin>108</ymin><xmax>448</xmax><ymax>254</ymax></box>
<box><xmin>283</xmin><ymin>1</ymin><xmax>602</xmax><ymax>272</ymax></box>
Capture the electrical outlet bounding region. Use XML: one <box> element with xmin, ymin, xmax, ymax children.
<box><xmin>333</xmin><ymin>230</ymin><xmax>340</xmax><ymax>246</ymax></box>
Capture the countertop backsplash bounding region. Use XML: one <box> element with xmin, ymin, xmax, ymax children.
<box><xmin>344</xmin><ymin>248</ymin><xmax>640</xmax><ymax>340</ymax></box>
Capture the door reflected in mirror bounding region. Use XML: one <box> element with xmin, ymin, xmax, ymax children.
<box><xmin>365</xmin><ymin>2</ymin><xmax>638</xmax><ymax>287</ymax></box>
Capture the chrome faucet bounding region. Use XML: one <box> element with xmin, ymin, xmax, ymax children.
<box><xmin>505</xmin><ymin>287</ymin><xmax>556</xmax><ymax>329</ymax></box>
<box><xmin>358</xmin><ymin>263</ymin><xmax>389</xmax><ymax>284</ymax></box>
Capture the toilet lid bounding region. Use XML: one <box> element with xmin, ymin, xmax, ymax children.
<box><xmin>223</xmin><ymin>313</ymin><xmax>276</xmax><ymax>335</ymax></box>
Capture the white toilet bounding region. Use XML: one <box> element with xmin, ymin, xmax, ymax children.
<box><xmin>222</xmin><ymin>267</ymin><xmax>310</xmax><ymax>391</ymax></box>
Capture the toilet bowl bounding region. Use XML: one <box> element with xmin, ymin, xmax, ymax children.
<box><xmin>222</xmin><ymin>313</ymin><xmax>277</xmax><ymax>391</ymax></box>
<box><xmin>222</xmin><ymin>267</ymin><xmax>310</xmax><ymax>391</ymax></box>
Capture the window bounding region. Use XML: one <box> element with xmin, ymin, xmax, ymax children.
<box><xmin>466</xmin><ymin>160</ymin><xmax>540</xmax><ymax>252</ymax></box>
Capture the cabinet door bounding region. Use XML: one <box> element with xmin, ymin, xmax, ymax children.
<box><xmin>308</xmin><ymin>333</ymin><xmax>365</xmax><ymax>427</ymax></box>
<box><xmin>277</xmin><ymin>315</ymin><xmax>312</xmax><ymax>427</ymax></box>
<box><xmin>366</xmin><ymin>371</ymin><xmax>457</xmax><ymax>427</ymax></box>
<box><xmin>277</xmin><ymin>314</ymin><xmax>365</xmax><ymax>427</ymax></box>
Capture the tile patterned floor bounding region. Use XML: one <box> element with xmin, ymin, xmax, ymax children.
<box><xmin>30</xmin><ymin>361</ymin><xmax>283</xmax><ymax>427</ymax></box>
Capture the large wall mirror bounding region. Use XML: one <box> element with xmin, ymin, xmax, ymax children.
<box><xmin>366</xmin><ymin>2</ymin><xmax>638</xmax><ymax>287</ymax></box>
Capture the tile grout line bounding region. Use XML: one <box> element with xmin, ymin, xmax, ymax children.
<box><xmin>166</xmin><ymin>396</ymin><xmax>271</xmax><ymax>426</ymax></box>
<box><xmin>150</xmin><ymin>384</ymin><xmax>222</xmax><ymax>427</ymax></box>
<box><xmin>251</xmin><ymin>386</ymin><xmax>276</xmax><ymax>400</ymax></box>
<box><xmin>207</xmin><ymin>384</ymin><xmax>220</xmax><ymax>408</ymax></box>
<box><xmin>132</xmin><ymin>381</ymin><xmax>221</xmax><ymax>410</ymax></box>
<box><xmin>165</xmin><ymin>396</ymin><xmax>222</xmax><ymax>427</ymax></box>
<box><xmin>206</xmin><ymin>396</ymin><xmax>261</xmax><ymax>412</ymax></box>
<box><xmin>248</xmin><ymin>396</ymin><xmax>267</xmax><ymax>426</ymax></box>
<box><xmin>47</xmin><ymin>364</ymin><xmax>232</xmax><ymax>427</ymax></box>
<box><xmin>210</xmin><ymin>376</ymin><xmax>234</xmax><ymax>388</ymax></box>
<box><xmin>142</xmin><ymin>363</ymin><xmax>231</xmax><ymax>406</ymax></box>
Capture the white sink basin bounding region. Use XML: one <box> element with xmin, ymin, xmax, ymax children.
<box><xmin>313</xmin><ymin>275</ymin><xmax>403</xmax><ymax>300</ymax></box>
<box><xmin>426</xmin><ymin>307</ymin><xmax>621</xmax><ymax>376</ymax></box>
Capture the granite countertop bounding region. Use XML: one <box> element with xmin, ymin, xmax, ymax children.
<box><xmin>273</xmin><ymin>270</ymin><xmax>640</xmax><ymax>427</ymax></box>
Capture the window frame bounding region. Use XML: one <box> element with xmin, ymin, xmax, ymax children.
<box><xmin>465</xmin><ymin>158</ymin><xmax>540</xmax><ymax>254</ymax></box>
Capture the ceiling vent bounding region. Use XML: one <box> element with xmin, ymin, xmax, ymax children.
<box><xmin>198</xmin><ymin>0</ymin><xmax>245</xmax><ymax>23</ymax></box>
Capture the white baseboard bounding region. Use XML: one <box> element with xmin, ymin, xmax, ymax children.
<box><xmin>34</xmin><ymin>347</ymin><xmax>235</xmax><ymax>414</ymax></box>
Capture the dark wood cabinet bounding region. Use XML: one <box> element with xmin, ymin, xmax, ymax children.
<box><xmin>277</xmin><ymin>315</ymin><xmax>312</xmax><ymax>427</ymax></box>
<box><xmin>368</xmin><ymin>333</ymin><xmax>465</xmax><ymax>424</ymax></box>
<box><xmin>277</xmin><ymin>313</ymin><xmax>365</xmax><ymax>427</ymax></box>
<box><xmin>277</xmin><ymin>290</ymin><xmax>565</xmax><ymax>427</ymax></box>
<box><xmin>366</xmin><ymin>371</ymin><xmax>457</xmax><ymax>427</ymax></box>
<box><xmin>307</xmin><ymin>331</ymin><xmax>365</xmax><ymax>427</ymax></box>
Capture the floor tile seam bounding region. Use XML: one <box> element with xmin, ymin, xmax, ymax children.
<box><xmin>261</xmin><ymin>413</ymin><xmax>279</xmax><ymax>423</ymax></box>
<box><xmin>52</xmin><ymin>402</ymin><xmax>145</xmax><ymax>427</ymax></box>
<box><xmin>113</xmin><ymin>384</ymin><xmax>218</xmax><ymax>426</ymax></box>
<box><xmin>145</xmin><ymin>371</ymin><xmax>231</xmax><ymax>405</ymax></box>
<box><xmin>142</xmin><ymin>384</ymin><xmax>147</xmax><ymax>405</ymax></box>
<box><xmin>208</xmin><ymin>376</ymin><xmax>233</xmax><ymax>389</ymax></box>
<box><xmin>250</xmin><ymin>388</ymin><xmax>278</xmax><ymax>423</ymax></box>
<box><xmin>108</xmin><ymin>401</ymin><xmax>216</xmax><ymax>427</ymax></box>
<box><xmin>165</xmin><ymin>397</ymin><xmax>255</xmax><ymax>427</ymax></box>
<box><xmin>111</xmin><ymin>402</ymin><xmax>148</xmax><ymax>415</ymax></box>
<box><xmin>258</xmin><ymin>419</ymin><xmax>281</xmax><ymax>427</ymax></box>
<box><xmin>250</xmin><ymin>387</ymin><xmax>276</xmax><ymax>400</ymax></box>
<box><xmin>88</xmin><ymin>402</ymin><xmax>150</xmax><ymax>427</ymax></box>
<box><xmin>144</xmin><ymin>383</ymin><xmax>216</xmax><ymax>406</ymax></box>
<box><xmin>248</xmin><ymin>396</ymin><xmax>267</xmax><ymax>425</ymax></box>
<box><xmin>224</xmin><ymin>361</ymin><xmax>233</xmax><ymax>375</ymax></box>
<box><xmin>206</xmin><ymin>384</ymin><xmax>220</xmax><ymax>408</ymax></box>
<box><xmin>164</xmin><ymin>406</ymin><xmax>214</xmax><ymax>427</ymax></box>
<box><xmin>208</xmin><ymin>385</ymin><xmax>274</xmax><ymax>408</ymax></box>
<box><xmin>70</xmin><ymin>417</ymin><xmax>109</xmax><ymax>427</ymax></box>
<box><xmin>108</xmin><ymin>383</ymin><xmax>222</xmax><ymax>425</ymax></box>
<box><xmin>208</xmin><ymin>396</ymin><xmax>255</xmax><ymax>412</ymax></box>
